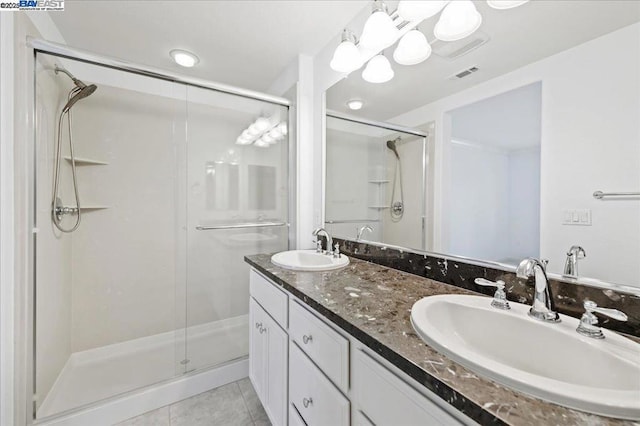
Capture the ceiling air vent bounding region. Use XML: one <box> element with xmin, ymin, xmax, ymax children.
<box><xmin>449</xmin><ymin>66</ymin><xmax>479</xmax><ymax>80</ymax></box>
<box><xmin>432</xmin><ymin>31</ymin><xmax>490</xmax><ymax>61</ymax></box>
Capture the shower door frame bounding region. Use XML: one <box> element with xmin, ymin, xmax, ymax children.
<box><xmin>26</xmin><ymin>37</ymin><xmax>294</xmax><ymax>424</ymax></box>
<box><xmin>323</xmin><ymin>109</ymin><xmax>429</xmax><ymax>250</ymax></box>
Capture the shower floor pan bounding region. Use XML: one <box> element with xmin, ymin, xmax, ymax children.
<box><xmin>37</xmin><ymin>314</ymin><xmax>249</xmax><ymax>419</ymax></box>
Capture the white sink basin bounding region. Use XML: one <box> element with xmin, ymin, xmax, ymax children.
<box><xmin>411</xmin><ymin>294</ymin><xmax>640</xmax><ymax>419</ymax></box>
<box><xmin>271</xmin><ymin>249</ymin><xmax>349</xmax><ymax>271</ymax></box>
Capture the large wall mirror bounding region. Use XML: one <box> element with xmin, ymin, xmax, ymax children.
<box><xmin>324</xmin><ymin>1</ymin><xmax>640</xmax><ymax>289</ymax></box>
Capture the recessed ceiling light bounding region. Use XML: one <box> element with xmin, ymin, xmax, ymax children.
<box><xmin>347</xmin><ymin>99</ymin><xmax>364</xmax><ymax>110</ymax></box>
<box><xmin>170</xmin><ymin>49</ymin><xmax>199</xmax><ymax>68</ymax></box>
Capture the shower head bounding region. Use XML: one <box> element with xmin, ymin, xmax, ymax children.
<box><xmin>386</xmin><ymin>137</ymin><xmax>401</xmax><ymax>160</ymax></box>
<box><xmin>55</xmin><ymin>66</ymin><xmax>97</xmax><ymax>113</ymax></box>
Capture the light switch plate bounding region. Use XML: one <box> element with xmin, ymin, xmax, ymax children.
<box><xmin>562</xmin><ymin>209</ymin><xmax>592</xmax><ymax>226</ymax></box>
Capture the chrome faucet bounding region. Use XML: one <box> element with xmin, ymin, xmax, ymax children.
<box><xmin>312</xmin><ymin>228</ymin><xmax>333</xmax><ymax>255</ymax></box>
<box><xmin>563</xmin><ymin>245</ymin><xmax>586</xmax><ymax>278</ymax></box>
<box><xmin>356</xmin><ymin>225</ymin><xmax>373</xmax><ymax>241</ymax></box>
<box><xmin>516</xmin><ymin>258</ymin><xmax>560</xmax><ymax>323</ymax></box>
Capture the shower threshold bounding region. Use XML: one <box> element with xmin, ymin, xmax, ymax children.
<box><xmin>37</xmin><ymin>315</ymin><xmax>249</xmax><ymax>419</ymax></box>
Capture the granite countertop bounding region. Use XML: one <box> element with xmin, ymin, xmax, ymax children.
<box><xmin>245</xmin><ymin>253</ymin><xmax>637</xmax><ymax>426</ymax></box>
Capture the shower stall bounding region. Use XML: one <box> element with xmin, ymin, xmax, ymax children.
<box><xmin>324</xmin><ymin>112</ymin><xmax>428</xmax><ymax>250</ymax></box>
<box><xmin>31</xmin><ymin>43</ymin><xmax>291</xmax><ymax>421</ymax></box>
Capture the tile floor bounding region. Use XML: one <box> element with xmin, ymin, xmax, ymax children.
<box><xmin>116</xmin><ymin>378</ymin><xmax>270</xmax><ymax>426</ymax></box>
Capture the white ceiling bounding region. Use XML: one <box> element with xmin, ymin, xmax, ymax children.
<box><xmin>50</xmin><ymin>0</ymin><xmax>369</xmax><ymax>93</ymax></box>
<box><xmin>451</xmin><ymin>82</ymin><xmax>541</xmax><ymax>150</ymax></box>
<box><xmin>326</xmin><ymin>0</ymin><xmax>640</xmax><ymax>121</ymax></box>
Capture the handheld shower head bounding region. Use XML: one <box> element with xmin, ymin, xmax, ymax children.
<box><xmin>386</xmin><ymin>137</ymin><xmax>401</xmax><ymax>160</ymax></box>
<box><xmin>55</xmin><ymin>66</ymin><xmax>97</xmax><ymax>113</ymax></box>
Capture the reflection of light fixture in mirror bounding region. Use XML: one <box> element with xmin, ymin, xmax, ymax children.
<box><xmin>278</xmin><ymin>122</ymin><xmax>288</xmax><ymax>136</ymax></box>
<box><xmin>254</xmin><ymin>139</ymin><xmax>270</xmax><ymax>148</ymax></box>
<box><xmin>269</xmin><ymin>126</ymin><xmax>283</xmax><ymax>139</ymax></box>
<box><xmin>261</xmin><ymin>134</ymin><xmax>274</xmax><ymax>144</ymax></box>
<box><xmin>254</xmin><ymin>117</ymin><xmax>271</xmax><ymax>132</ymax></box>
<box><xmin>170</xmin><ymin>49</ymin><xmax>199</xmax><ymax>67</ymax></box>
<box><xmin>247</xmin><ymin>124</ymin><xmax>260</xmax><ymax>136</ymax></box>
<box><xmin>360</xmin><ymin>1</ymin><xmax>400</xmax><ymax>50</ymax></box>
<box><xmin>330</xmin><ymin>29</ymin><xmax>363</xmax><ymax>73</ymax></box>
<box><xmin>487</xmin><ymin>0</ymin><xmax>528</xmax><ymax>9</ymax></box>
<box><xmin>362</xmin><ymin>54</ymin><xmax>394</xmax><ymax>83</ymax></box>
<box><xmin>397</xmin><ymin>0</ymin><xmax>449</xmax><ymax>22</ymax></box>
<box><xmin>434</xmin><ymin>0</ymin><xmax>482</xmax><ymax>42</ymax></box>
<box><xmin>394</xmin><ymin>30</ymin><xmax>432</xmax><ymax>65</ymax></box>
<box><xmin>236</xmin><ymin>135</ymin><xmax>252</xmax><ymax>145</ymax></box>
<box><xmin>347</xmin><ymin>99</ymin><xmax>364</xmax><ymax>110</ymax></box>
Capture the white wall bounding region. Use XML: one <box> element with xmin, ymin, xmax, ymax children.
<box><xmin>33</xmin><ymin>56</ymin><xmax>74</xmax><ymax>409</ymax></box>
<box><xmin>508</xmin><ymin>146</ymin><xmax>540</xmax><ymax>261</ymax></box>
<box><xmin>391</xmin><ymin>23</ymin><xmax>640</xmax><ymax>286</ymax></box>
<box><xmin>447</xmin><ymin>141</ymin><xmax>510</xmax><ymax>261</ymax></box>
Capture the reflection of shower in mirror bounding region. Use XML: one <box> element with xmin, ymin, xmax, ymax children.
<box><xmin>387</xmin><ymin>137</ymin><xmax>404</xmax><ymax>221</ymax></box>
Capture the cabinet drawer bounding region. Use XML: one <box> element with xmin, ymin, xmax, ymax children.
<box><xmin>354</xmin><ymin>349</ymin><xmax>463</xmax><ymax>426</ymax></box>
<box><xmin>289</xmin><ymin>301</ymin><xmax>349</xmax><ymax>391</ymax></box>
<box><xmin>250</xmin><ymin>269</ymin><xmax>288</xmax><ymax>328</ymax></box>
<box><xmin>290</xmin><ymin>344</ymin><xmax>350</xmax><ymax>426</ymax></box>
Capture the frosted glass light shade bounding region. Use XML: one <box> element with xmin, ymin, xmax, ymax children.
<box><xmin>434</xmin><ymin>0</ymin><xmax>482</xmax><ymax>42</ymax></box>
<box><xmin>269</xmin><ymin>127</ymin><xmax>283</xmax><ymax>139</ymax></box>
<box><xmin>362</xmin><ymin>55</ymin><xmax>394</xmax><ymax>83</ymax></box>
<box><xmin>330</xmin><ymin>40</ymin><xmax>363</xmax><ymax>73</ymax></box>
<box><xmin>254</xmin><ymin>117</ymin><xmax>271</xmax><ymax>132</ymax></box>
<box><xmin>393</xmin><ymin>30</ymin><xmax>432</xmax><ymax>66</ymax></box>
<box><xmin>254</xmin><ymin>138</ymin><xmax>270</xmax><ymax>148</ymax></box>
<box><xmin>360</xmin><ymin>10</ymin><xmax>400</xmax><ymax>50</ymax></box>
<box><xmin>487</xmin><ymin>0</ymin><xmax>529</xmax><ymax>9</ymax></box>
<box><xmin>236</xmin><ymin>135</ymin><xmax>252</xmax><ymax>145</ymax></box>
<box><xmin>397</xmin><ymin>1</ymin><xmax>449</xmax><ymax>22</ymax></box>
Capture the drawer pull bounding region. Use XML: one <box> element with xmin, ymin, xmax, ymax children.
<box><xmin>302</xmin><ymin>334</ymin><xmax>313</xmax><ymax>344</ymax></box>
<box><xmin>255</xmin><ymin>322</ymin><xmax>263</xmax><ymax>329</ymax></box>
<box><xmin>303</xmin><ymin>397</ymin><xmax>313</xmax><ymax>408</ymax></box>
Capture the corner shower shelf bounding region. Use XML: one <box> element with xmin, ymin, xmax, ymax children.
<box><xmin>368</xmin><ymin>206</ymin><xmax>390</xmax><ymax>209</ymax></box>
<box><xmin>368</xmin><ymin>180</ymin><xmax>390</xmax><ymax>184</ymax></box>
<box><xmin>64</xmin><ymin>156</ymin><xmax>109</xmax><ymax>166</ymax></box>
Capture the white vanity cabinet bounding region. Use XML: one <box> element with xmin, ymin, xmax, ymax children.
<box><xmin>249</xmin><ymin>268</ymin><xmax>474</xmax><ymax>426</ymax></box>
<box><xmin>249</xmin><ymin>273</ymin><xmax>289</xmax><ymax>426</ymax></box>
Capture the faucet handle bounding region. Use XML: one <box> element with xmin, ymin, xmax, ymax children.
<box><xmin>315</xmin><ymin>239</ymin><xmax>323</xmax><ymax>253</ymax></box>
<box><xmin>577</xmin><ymin>300</ymin><xmax>628</xmax><ymax>339</ymax></box>
<box><xmin>474</xmin><ymin>278</ymin><xmax>510</xmax><ymax>310</ymax></box>
<box><xmin>333</xmin><ymin>243</ymin><xmax>340</xmax><ymax>258</ymax></box>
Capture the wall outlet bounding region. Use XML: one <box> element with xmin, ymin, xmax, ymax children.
<box><xmin>562</xmin><ymin>209</ymin><xmax>592</xmax><ymax>226</ymax></box>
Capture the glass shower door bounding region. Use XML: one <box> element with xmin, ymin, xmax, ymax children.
<box><xmin>183</xmin><ymin>86</ymin><xmax>289</xmax><ymax>372</ymax></box>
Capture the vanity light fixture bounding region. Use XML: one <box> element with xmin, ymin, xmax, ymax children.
<box><xmin>397</xmin><ymin>0</ymin><xmax>449</xmax><ymax>22</ymax></box>
<box><xmin>394</xmin><ymin>29</ymin><xmax>432</xmax><ymax>66</ymax></box>
<box><xmin>328</xmin><ymin>0</ymin><xmax>523</xmax><ymax>83</ymax></box>
<box><xmin>487</xmin><ymin>0</ymin><xmax>529</xmax><ymax>10</ymax></box>
<box><xmin>169</xmin><ymin>49</ymin><xmax>199</xmax><ymax>68</ymax></box>
<box><xmin>347</xmin><ymin>99</ymin><xmax>364</xmax><ymax>110</ymax></box>
<box><xmin>434</xmin><ymin>0</ymin><xmax>483</xmax><ymax>42</ymax></box>
<box><xmin>235</xmin><ymin>119</ymin><xmax>287</xmax><ymax>147</ymax></box>
<box><xmin>359</xmin><ymin>1</ymin><xmax>400</xmax><ymax>50</ymax></box>
<box><xmin>362</xmin><ymin>54</ymin><xmax>394</xmax><ymax>83</ymax></box>
<box><xmin>330</xmin><ymin>29</ymin><xmax>364</xmax><ymax>73</ymax></box>
<box><xmin>254</xmin><ymin>138</ymin><xmax>270</xmax><ymax>148</ymax></box>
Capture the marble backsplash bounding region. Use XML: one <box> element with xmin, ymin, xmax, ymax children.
<box><xmin>333</xmin><ymin>238</ymin><xmax>640</xmax><ymax>338</ymax></box>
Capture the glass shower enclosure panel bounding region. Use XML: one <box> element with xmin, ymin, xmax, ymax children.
<box><xmin>183</xmin><ymin>86</ymin><xmax>289</xmax><ymax>371</ymax></box>
<box><xmin>325</xmin><ymin>115</ymin><xmax>426</xmax><ymax>250</ymax></box>
<box><xmin>33</xmin><ymin>53</ymin><xmax>188</xmax><ymax>419</ymax></box>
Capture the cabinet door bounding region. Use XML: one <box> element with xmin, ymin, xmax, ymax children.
<box><xmin>263</xmin><ymin>313</ymin><xmax>288</xmax><ymax>426</ymax></box>
<box><xmin>249</xmin><ymin>298</ymin><xmax>266</xmax><ymax>403</ymax></box>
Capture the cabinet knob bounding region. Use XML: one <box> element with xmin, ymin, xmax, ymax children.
<box><xmin>302</xmin><ymin>334</ymin><xmax>313</xmax><ymax>344</ymax></box>
<box><xmin>303</xmin><ymin>397</ymin><xmax>313</xmax><ymax>408</ymax></box>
